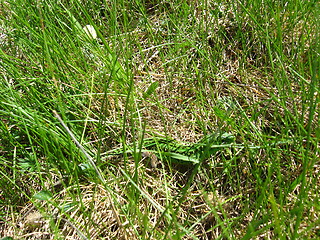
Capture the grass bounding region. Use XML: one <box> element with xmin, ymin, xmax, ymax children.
<box><xmin>0</xmin><ymin>0</ymin><xmax>319</xmax><ymax>239</ymax></box>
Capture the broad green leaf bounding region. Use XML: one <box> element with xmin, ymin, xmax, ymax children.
<box><xmin>33</xmin><ymin>190</ymin><xmax>53</xmax><ymax>201</ymax></box>
<box><xmin>163</xmin><ymin>152</ymin><xmax>199</xmax><ymax>164</ymax></box>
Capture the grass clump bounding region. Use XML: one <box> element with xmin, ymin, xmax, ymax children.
<box><xmin>0</xmin><ymin>0</ymin><xmax>319</xmax><ymax>239</ymax></box>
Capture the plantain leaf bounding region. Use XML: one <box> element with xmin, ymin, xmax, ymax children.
<box><xmin>163</xmin><ymin>152</ymin><xmax>199</xmax><ymax>164</ymax></box>
<box><xmin>33</xmin><ymin>190</ymin><xmax>53</xmax><ymax>201</ymax></box>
